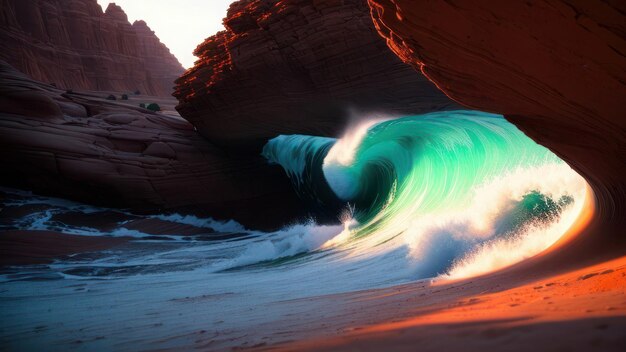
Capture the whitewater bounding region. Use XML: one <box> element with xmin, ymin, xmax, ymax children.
<box><xmin>0</xmin><ymin>110</ymin><xmax>588</xmax><ymax>350</ymax></box>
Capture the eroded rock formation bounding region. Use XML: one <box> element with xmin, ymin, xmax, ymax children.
<box><xmin>174</xmin><ymin>0</ymin><xmax>457</xmax><ymax>150</ymax></box>
<box><xmin>0</xmin><ymin>0</ymin><xmax>183</xmax><ymax>96</ymax></box>
<box><xmin>368</xmin><ymin>0</ymin><xmax>626</xmax><ymax>244</ymax></box>
<box><xmin>0</xmin><ymin>0</ymin><xmax>459</xmax><ymax>229</ymax></box>
<box><xmin>0</xmin><ymin>61</ymin><xmax>306</xmax><ymax>229</ymax></box>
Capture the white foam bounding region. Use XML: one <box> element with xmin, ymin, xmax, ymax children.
<box><xmin>399</xmin><ymin>163</ymin><xmax>587</xmax><ymax>279</ymax></box>
<box><xmin>215</xmin><ymin>222</ymin><xmax>344</xmax><ymax>270</ymax></box>
<box><xmin>322</xmin><ymin>118</ymin><xmax>389</xmax><ymax>200</ymax></box>
<box><xmin>324</xmin><ymin>119</ymin><xmax>383</xmax><ymax>167</ymax></box>
<box><xmin>152</xmin><ymin>214</ymin><xmax>247</xmax><ymax>233</ymax></box>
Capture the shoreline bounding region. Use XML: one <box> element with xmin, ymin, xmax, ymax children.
<box><xmin>258</xmin><ymin>186</ymin><xmax>626</xmax><ymax>351</ymax></box>
<box><xmin>1</xmin><ymin>173</ymin><xmax>617</xmax><ymax>351</ymax></box>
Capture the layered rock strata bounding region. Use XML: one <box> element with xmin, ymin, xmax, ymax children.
<box><xmin>368</xmin><ymin>0</ymin><xmax>626</xmax><ymax>246</ymax></box>
<box><xmin>174</xmin><ymin>0</ymin><xmax>457</xmax><ymax>150</ymax></box>
<box><xmin>0</xmin><ymin>0</ymin><xmax>183</xmax><ymax>96</ymax></box>
<box><xmin>0</xmin><ymin>61</ymin><xmax>306</xmax><ymax>229</ymax></box>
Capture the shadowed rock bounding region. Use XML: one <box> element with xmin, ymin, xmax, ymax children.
<box><xmin>0</xmin><ymin>0</ymin><xmax>184</xmax><ymax>96</ymax></box>
<box><xmin>368</xmin><ymin>0</ymin><xmax>625</xmax><ymax>247</ymax></box>
<box><xmin>174</xmin><ymin>0</ymin><xmax>458</xmax><ymax>151</ymax></box>
<box><xmin>0</xmin><ymin>61</ymin><xmax>308</xmax><ymax>230</ymax></box>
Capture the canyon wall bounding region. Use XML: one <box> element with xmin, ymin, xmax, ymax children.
<box><xmin>0</xmin><ymin>0</ymin><xmax>463</xmax><ymax>229</ymax></box>
<box><xmin>0</xmin><ymin>0</ymin><xmax>184</xmax><ymax>96</ymax></box>
<box><xmin>174</xmin><ymin>0</ymin><xmax>457</xmax><ymax>150</ymax></box>
<box><xmin>368</xmin><ymin>0</ymin><xmax>625</xmax><ymax>247</ymax></box>
<box><xmin>0</xmin><ymin>61</ymin><xmax>306</xmax><ymax>229</ymax></box>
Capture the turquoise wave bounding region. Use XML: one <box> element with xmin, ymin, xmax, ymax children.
<box><xmin>262</xmin><ymin>111</ymin><xmax>583</xmax><ymax>263</ymax></box>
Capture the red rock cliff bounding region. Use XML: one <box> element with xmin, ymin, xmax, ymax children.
<box><xmin>174</xmin><ymin>0</ymin><xmax>457</xmax><ymax>150</ymax></box>
<box><xmin>0</xmin><ymin>60</ymin><xmax>307</xmax><ymax>230</ymax></box>
<box><xmin>368</xmin><ymin>0</ymin><xmax>626</xmax><ymax>251</ymax></box>
<box><xmin>0</xmin><ymin>0</ymin><xmax>184</xmax><ymax>96</ymax></box>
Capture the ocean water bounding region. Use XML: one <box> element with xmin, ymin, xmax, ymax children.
<box><xmin>0</xmin><ymin>111</ymin><xmax>587</xmax><ymax>350</ymax></box>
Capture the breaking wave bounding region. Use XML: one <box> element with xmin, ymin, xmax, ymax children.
<box><xmin>1</xmin><ymin>111</ymin><xmax>588</xmax><ymax>283</ymax></box>
<box><xmin>262</xmin><ymin>110</ymin><xmax>588</xmax><ymax>279</ymax></box>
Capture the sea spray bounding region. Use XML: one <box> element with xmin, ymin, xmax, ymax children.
<box><xmin>0</xmin><ymin>111</ymin><xmax>588</xmax><ymax>282</ymax></box>
<box><xmin>0</xmin><ymin>111</ymin><xmax>592</xmax><ymax>351</ymax></box>
<box><xmin>263</xmin><ymin>110</ymin><xmax>587</xmax><ymax>279</ymax></box>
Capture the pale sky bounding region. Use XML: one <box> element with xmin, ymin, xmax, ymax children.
<box><xmin>97</xmin><ymin>0</ymin><xmax>236</xmax><ymax>68</ymax></box>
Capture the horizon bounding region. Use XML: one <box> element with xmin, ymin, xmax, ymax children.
<box><xmin>96</xmin><ymin>0</ymin><xmax>236</xmax><ymax>68</ymax></box>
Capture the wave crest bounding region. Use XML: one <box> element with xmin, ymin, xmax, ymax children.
<box><xmin>263</xmin><ymin>111</ymin><xmax>587</xmax><ymax>280</ymax></box>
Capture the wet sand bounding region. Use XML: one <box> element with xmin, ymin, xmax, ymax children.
<box><xmin>0</xmin><ymin>230</ymin><xmax>129</xmax><ymax>266</ymax></box>
<box><xmin>1</xmin><ymin>183</ymin><xmax>623</xmax><ymax>351</ymax></box>
<box><xmin>254</xmin><ymin>191</ymin><xmax>626</xmax><ymax>351</ymax></box>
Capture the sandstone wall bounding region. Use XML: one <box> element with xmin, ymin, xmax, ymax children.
<box><xmin>174</xmin><ymin>0</ymin><xmax>458</xmax><ymax>150</ymax></box>
<box><xmin>368</xmin><ymin>0</ymin><xmax>626</xmax><ymax>247</ymax></box>
<box><xmin>0</xmin><ymin>61</ymin><xmax>306</xmax><ymax>230</ymax></box>
<box><xmin>0</xmin><ymin>0</ymin><xmax>184</xmax><ymax>96</ymax></box>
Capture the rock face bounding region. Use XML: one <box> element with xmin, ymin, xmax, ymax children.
<box><xmin>0</xmin><ymin>0</ymin><xmax>184</xmax><ymax>96</ymax></box>
<box><xmin>0</xmin><ymin>0</ymin><xmax>458</xmax><ymax>229</ymax></box>
<box><xmin>174</xmin><ymin>0</ymin><xmax>457</xmax><ymax>150</ymax></box>
<box><xmin>368</xmin><ymin>0</ymin><xmax>626</xmax><ymax>245</ymax></box>
<box><xmin>0</xmin><ymin>61</ymin><xmax>306</xmax><ymax>230</ymax></box>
